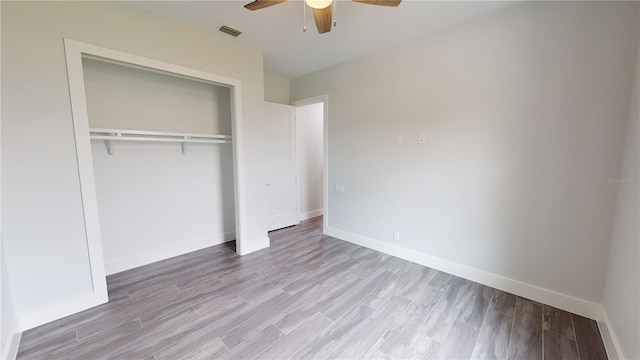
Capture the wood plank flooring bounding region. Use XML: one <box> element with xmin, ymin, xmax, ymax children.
<box><xmin>17</xmin><ymin>217</ymin><xmax>608</xmax><ymax>360</ymax></box>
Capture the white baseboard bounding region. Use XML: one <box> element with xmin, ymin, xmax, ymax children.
<box><xmin>299</xmin><ymin>209</ymin><xmax>323</xmax><ymax>221</ymax></box>
<box><xmin>18</xmin><ymin>290</ymin><xmax>107</xmax><ymax>332</ymax></box>
<box><xmin>105</xmin><ymin>232</ymin><xmax>235</xmax><ymax>275</ymax></box>
<box><xmin>238</xmin><ymin>236</ymin><xmax>270</xmax><ymax>256</ymax></box>
<box><xmin>324</xmin><ymin>226</ymin><xmax>602</xmax><ymax>320</ymax></box>
<box><xmin>1</xmin><ymin>318</ymin><xmax>21</xmax><ymax>360</ymax></box>
<box><xmin>18</xmin><ymin>232</ymin><xmax>242</xmax><ymax>333</ymax></box>
<box><xmin>598</xmin><ymin>309</ymin><xmax>624</xmax><ymax>360</ymax></box>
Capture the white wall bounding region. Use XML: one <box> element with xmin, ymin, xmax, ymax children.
<box><xmin>1</xmin><ymin>246</ymin><xmax>17</xmax><ymax>360</ymax></box>
<box><xmin>296</xmin><ymin>103</ymin><xmax>324</xmax><ymax>220</ymax></box>
<box><xmin>83</xmin><ymin>58</ymin><xmax>232</xmax><ymax>134</ymax></box>
<box><xmin>83</xmin><ymin>59</ymin><xmax>235</xmax><ymax>274</ymax></box>
<box><xmin>602</xmin><ymin>35</ymin><xmax>640</xmax><ymax>360</ymax></box>
<box><xmin>1</xmin><ymin>3</ymin><xmax>19</xmax><ymax>356</ymax></box>
<box><xmin>264</xmin><ymin>73</ymin><xmax>290</xmax><ymax>105</ymax></box>
<box><xmin>1</xmin><ymin>1</ymin><xmax>269</xmax><ymax>322</ymax></box>
<box><xmin>291</xmin><ymin>1</ymin><xmax>639</xmax><ymax>310</ymax></box>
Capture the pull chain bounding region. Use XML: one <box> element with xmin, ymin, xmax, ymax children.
<box><xmin>333</xmin><ymin>0</ymin><xmax>337</xmax><ymax>27</ymax></box>
<box><xmin>303</xmin><ymin>1</ymin><xmax>307</xmax><ymax>32</ymax></box>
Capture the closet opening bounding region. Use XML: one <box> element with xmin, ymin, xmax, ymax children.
<box><xmin>65</xmin><ymin>39</ymin><xmax>247</xmax><ymax>309</ymax></box>
<box><xmin>83</xmin><ymin>57</ymin><xmax>236</xmax><ymax>276</ymax></box>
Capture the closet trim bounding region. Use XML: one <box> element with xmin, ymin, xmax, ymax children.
<box><xmin>63</xmin><ymin>38</ymin><xmax>248</xmax><ymax>311</ymax></box>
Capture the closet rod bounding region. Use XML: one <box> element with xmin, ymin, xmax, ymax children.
<box><xmin>89</xmin><ymin>128</ymin><xmax>232</xmax><ymax>155</ymax></box>
<box><xmin>89</xmin><ymin>135</ymin><xmax>231</xmax><ymax>144</ymax></box>
<box><xmin>90</xmin><ymin>128</ymin><xmax>232</xmax><ymax>140</ymax></box>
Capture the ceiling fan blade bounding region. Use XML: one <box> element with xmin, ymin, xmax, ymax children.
<box><xmin>351</xmin><ymin>0</ymin><xmax>401</xmax><ymax>7</ymax></box>
<box><xmin>312</xmin><ymin>6</ymin><xmax>332</xmax><ymax>34</ymax></box>
<box><xmin>244</xmin><ymin>0</ymin><xmax>287</xmax><ymax>11</ymax></box>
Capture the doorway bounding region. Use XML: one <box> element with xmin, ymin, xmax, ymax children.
<box><xmin>295</xmin><ymin>102</ymin><xmax>324</xmax><ymax>221</ymax></box>
<box><xmin>292</xmin><ymin>95</ymin><xmax>329</xmax><ymax>229</ymax></box>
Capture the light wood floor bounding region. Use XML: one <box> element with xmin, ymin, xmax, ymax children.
<box><xmin>17</xmin><ymin>217</ymin><xmax>608</xmax><ymax>360</ymax></box>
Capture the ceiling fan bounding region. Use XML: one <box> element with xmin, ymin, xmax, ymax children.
<box><xmin>244</xmin><ymin>0</ymin><xmax>402</xmax><ymax>34</ymax></box>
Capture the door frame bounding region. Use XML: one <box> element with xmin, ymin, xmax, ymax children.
<box><xmin>62</xmin><ymin>38</ymin><xmax>248</xmax><ymax>320</ymax></box>
<box><xmin>291</xmin><ymin>95</ymin><xmax>329</xmax><ymax>230</ymax></box>
<box><xmin>264</xmin><ymin>101</ymin><xmax>299</xmax><ymax>231</ymax></box>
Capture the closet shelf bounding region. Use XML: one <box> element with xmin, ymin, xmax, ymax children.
<box><xmin>89</xmin><ymin>128</ymin><xmax>232</xmax><ymax>155</ymax></box>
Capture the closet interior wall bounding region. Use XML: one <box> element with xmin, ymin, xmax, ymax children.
<box><xmin>82</xmin><ymin>58</ymin><xmax>236</xmax><ymax>275</ymax></box>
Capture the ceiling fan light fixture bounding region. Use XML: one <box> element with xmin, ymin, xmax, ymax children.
<box><xmin>305</xmin><ymin>0</ymin><xmax>332</xmax><ymax>9</ymax></box>
<box><xmin>244</xmin><ymin>0</ymin><xmax>401</xmax><ymax>35</ymax></box>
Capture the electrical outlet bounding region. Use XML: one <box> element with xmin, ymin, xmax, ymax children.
<box><xmin>393</xmin><ymin>232</ymin><xmax>400</xmax><ymax>241</ymax></box>
<box><xmin>396</xmin><ymin>135</ymin><xmax>403</xmax><ymax>144</ymax></box>
<box><xmin>419</xmin><ymin>134</ymin><xmax>426</xmax><ymax>143</ymax></box>
<box><xmin>335</xmin><ymin>184</ymin><xmax>344</xmax><ymax>192</ymax></box>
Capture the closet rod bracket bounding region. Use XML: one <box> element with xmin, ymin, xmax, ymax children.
<box><xmin>106</xmin><ymin>132</ymin><xmax>121</xmax><ymax>156</ymax></box>
<box><xmin>182</xmin><ymin>136</ymin><xmax>190</xmax><ymax>155</ymax></box>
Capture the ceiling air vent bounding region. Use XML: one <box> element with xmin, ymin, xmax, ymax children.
<box><xmin>218</xmin><ymin>25</ymin><xmax>242</xmax><ymax>37</ymax></box>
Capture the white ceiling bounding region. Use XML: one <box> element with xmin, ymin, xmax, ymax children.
<box><xmin>129</xmin><ymin>1</ymin><xmax>518</xmax><ymax>79</ymax></box>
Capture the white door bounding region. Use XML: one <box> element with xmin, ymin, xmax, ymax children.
<box><xmin>263</xmin><ymin>102</ymin><xmax>298</xmax><ymax>231</ymax></box>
